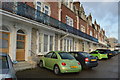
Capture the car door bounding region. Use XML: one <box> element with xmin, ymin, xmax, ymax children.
<box><xmin>44</xmin><ymin>52</ymin><xmax>53</xmax><ymax>68</ymax></box>
<box><xmin>50</xmin><ymin>52</ymin><xmax>58</xmax><ymax>70</ymax></box>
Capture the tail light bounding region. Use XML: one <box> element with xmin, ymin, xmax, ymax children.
<box><xmin>78</xmin><ymin>62</ymin><xmax>81</xmax><ymax>65</ymax></box>
<box><xmin>61</xmin><ymin>62</ymin><xmax>66</xmax><ymax>66</ymax></box>
<box><xmin>5</xmin><ymin>78</ymin><xmax>13</xmax><ymax>80</ymax></box>
<box><xmin>85</xmin><ymin>58</ymin><xmax>89</xmax><ymax>62</ymax></box>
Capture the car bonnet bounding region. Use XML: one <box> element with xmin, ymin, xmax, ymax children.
<box><xmin>0</xmin><ymin>69</ymin><xmax>12</xmax><ymax>79</ymax></box>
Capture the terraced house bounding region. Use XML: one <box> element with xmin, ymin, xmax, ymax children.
<box><xmin>0</xmin><ymin>0</ymin><xmax>108</xmax><ymax>64</ymax></box>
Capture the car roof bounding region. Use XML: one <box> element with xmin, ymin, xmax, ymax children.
<box><xmin>49</xmin><ymin>51</ymin><xmax>67</xmax><ymax>53</ymax></box>
<box><xmin>96</xmin><ymin>49</ymin><xmax>111</xmax><ymax>51</ymax></box>
<box><xmin>69</xmin><ymin>51</ymin><xmax>88</xmax><ymax>53</ymax></box>
<box><xmin>0</xmin><ymin>52</ymin><xmax>8</xmax><ymax>56</ymax></box>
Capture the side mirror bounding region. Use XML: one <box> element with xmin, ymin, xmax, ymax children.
<box><xmin>44</xmin><ymin>55</ymin><xmax>46</xmax><ymax>57</ymax></box>
<box><xmin>12</xmin><ymin>60</ymin><xmax>18</xmax><ymax>64</ymax></box>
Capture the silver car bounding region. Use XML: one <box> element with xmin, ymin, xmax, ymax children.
<box><xmin>0</xmin><ymin>52</ymin><xmax>17</xmax><ymax>80</ymax></box>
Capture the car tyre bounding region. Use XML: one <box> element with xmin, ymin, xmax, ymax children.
<box><xmin>39</xmin><ymin>61</ymin><xmax>43</xmax><ymax>68</ymax></box>
<box><xmin>54</xmin><ymin>65</ymin><xmax>60</xmax><ymax>75</ymax></box>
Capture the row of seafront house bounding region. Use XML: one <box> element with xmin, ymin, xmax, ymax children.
<box><xmin>0</xmin><ymin>1</ymin><xmax>109</xmax><ymax>70</ymax></box>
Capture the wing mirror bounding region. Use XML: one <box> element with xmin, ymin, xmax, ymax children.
<box><xmin>44</xmin><ymin>55</ymin><xmax>47</xmax><ymax>57</ymax></box>
<box><xmin>12</xmin><ymin>60</ymin><xmax>18</xmax><ymax>64</ymax></box>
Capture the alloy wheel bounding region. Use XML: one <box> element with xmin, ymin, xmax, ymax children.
<box><xmin>39</xmin><ymin>61</ymin><xmax>43</xmax><ymax>68</ymax></box>
<box><xmin>54</xmin><ymin>66</ymin><xmax>60</xmax><ymax>75</ymax></box>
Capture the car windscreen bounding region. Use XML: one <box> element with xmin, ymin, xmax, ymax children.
<box><xmin>0</xmin><ymin>56</ymin><xmax>9</xmax><ymax>69</ymax></box>
<box><xmin>99</xmin><ymin>51</ymin><xmax>107</xmax><ymax>54</ymax></box>
<box><xmin>80</xmin><ymin>52</ymin><xmax>92</xmax><ymax>57</ymax></box>
<box><xmin>97</xmin><ymin>49</ymin><xmax>111</xmax><ymax>52</ymax></box>
<box><xmin>58</xmin><ymin>52</ymin><xmax>75</xmax><ymax>60</ymax></box>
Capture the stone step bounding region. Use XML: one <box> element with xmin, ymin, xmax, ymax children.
<box><xmin>13</xmin><ymin>61</ymin><xmax>37</xmax><ymax>72</ymax></box>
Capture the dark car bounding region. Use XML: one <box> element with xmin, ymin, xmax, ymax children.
<box><xmin>111</xmin><ymin>51</ymin><xmax>117</xmax><ymax>56</ymax></box>
<box><xmin>95</xmin><ymin>49</ymin><xmax>112</xmax><ymax>59</ymax></box>
<box><xmin>0</xmin><ymin>52</ymin><xmax>17</xmax><ymax>80</ymax></box>
<box><xmin>69</xmin><ymin>52</ymin><xmax>98</xmax><ymax>69</ymax></box>
<box><xmin>114</xmin><ymin>50</ymin><xmax>120</xmax><ymax>55</ymax></box>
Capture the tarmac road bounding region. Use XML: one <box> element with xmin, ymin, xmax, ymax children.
<box><xmin>16</xmin><ymin>54</ymin><xmax>119</xmax><ymax>79</ymax></box>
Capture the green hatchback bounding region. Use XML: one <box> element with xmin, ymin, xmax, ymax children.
<box><xmin>89</xmin><ymin>51</ymin><xmax>108</xmax><ymax>60</ymax></box>
<box><xmin>39</xmin><ymin>51</ymin><xmax>82</xmax><ymax>74</ymax></box>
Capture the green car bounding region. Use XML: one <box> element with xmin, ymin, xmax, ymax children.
<box><xmin>89</xmin><ymin>51</ymin><xmax>108</xmax><ymax>60</ymax></box>
<box><xmin>39</xmin><ymin>51</ymin><xmax>82</xmax><ymax>74</ymax></box>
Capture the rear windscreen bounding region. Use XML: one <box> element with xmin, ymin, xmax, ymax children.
<box><xmin>58</xmin><ymin>52</ymin><xmax>75</xmax><ymax>60</ymax></box>
<box><xmin>80</xmin><ymin>52</ymin><xmax>92</xmax><ymax>57</ymax></box>
<box><xmin>99</xmin><ymin>51</ymin><xmax>107</xmax><ymax>54</ymax></box>
<box><xmin>0</xmin><ymin>56</ymin><xmax>9</xmax><ymax>69</ymax></box>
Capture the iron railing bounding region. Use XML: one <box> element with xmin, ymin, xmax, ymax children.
<box><xmin>2</xmin><ymin>2</ymin><xmax>98</xmax><ymax>43</ymax></box>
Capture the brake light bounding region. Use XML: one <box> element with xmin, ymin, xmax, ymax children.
<box><xmin>5</xmin><ymin>78</ymin><xmax>13</xmax><ymax>80</ymax></box>
<box><xmin>78</xmin><ymin>62</ymin><xmax>81</xmax><ymax>65</ymax></box>
<box><xmin>85</xmin><ymin>58</ymin><xmax>89</xmax><ymax>62</ymax></box>
<box><xmin>61</xmin><ymin>62</ymin><xmax>66</xmax><ymax>66</ymax></box>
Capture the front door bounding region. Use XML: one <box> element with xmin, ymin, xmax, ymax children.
<box><xmin>16</xmin><ymin>34</ymin><xmax>25</xmax><ymax>61</ymax></box>
<box><xmin>0</xmin><ymin>32</ymin><xmax>10</xmax><ymax>53</ymax></box>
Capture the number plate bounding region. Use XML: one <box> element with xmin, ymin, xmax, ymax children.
<box><xmin>109</xmin><ymin>53</ymin><xmax>112</xmax><ymax>55</ymax></box>
<box><xmin>70</xmin><ymin>66</ymin><xmax>78</xmax><ymax>68</ymax></box>
<box><xmin>91</xmin><ymin>59</ymin><xmax>96</xmax><ymax>61</ymax></box>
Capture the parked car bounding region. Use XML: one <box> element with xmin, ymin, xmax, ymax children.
<box><xmin>69</xmin><ymin>52</ymin><xmax>98</xmax><ymax>69</ymax></box>
<box><xmin>95</xmin><ymin>49</ymin><xmax>112</xmax><ymax>59</ymax></box>
<box><xmin>111</xmin><ymin>51</ymin><xmax>117</xmax><ymax>56</ymax></box>
<box><xmin>0</xmin><ymin>52</ymin><xmax>17</xmax><ymax>80</ymax></box>
<box><xmin>89</xmin><ymin>51</ymin><xmax>108</xmax><ymax>60</ymax></box>
<box><xmin>114</xmin><ymin>50</ymin><xmax>120</xmax><ymax>55</ymax></box>
<box><xmin>39</xmin><ymin>51</ymin><xmax>82</xmax><ymax>74</ymax></box>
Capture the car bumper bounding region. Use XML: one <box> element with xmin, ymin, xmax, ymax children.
<box><xmin>100</xmin><ymin>56</ymin><xmax>108</xmax><ymax>59</ymax></box>
<box><xmin>85</xmin><ymin>62</ymin><xmax>98</xmax><ymax>68</ymax></box>
<box><xmin>60</xmin><ymin>66</ymin><xmax>82</xmax><ymax>73</ymax></box>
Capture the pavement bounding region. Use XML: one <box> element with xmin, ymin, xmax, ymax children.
<box><xmin>16</xmin><ymin>54</ymin><xmax>119</xmax><ymax>79</ymax></box>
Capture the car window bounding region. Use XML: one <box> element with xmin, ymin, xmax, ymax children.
<box><xmin>71</xmin><ymin>53</ymin><xmax>75</xmax><ymax>57</ymax></box>
<box><xmin>80</xmin><ymin>52</ymin><xmax>92</xmax><ymax>57</ymax></box>
<box><xmin>70</xmin><ymin>53</ymin><xmax>78</xmax><ymax>57</ymax></box>
<box><xmin>51</xmin><ymin>53</ymin><xmax>57</xmax><ymax>59</ymax></box>
<box><xmin>45</xmin><ymin>53</ymin><xmax>53</xmax><ymax>58</ymax></box>
<box><xmin>90</xmin><ymin>52</ymin><xmax>98</xmax><ymax>54</ymax></box>
<box><xmin>99</xmin><ymin>51</ymin><xmax>107</xmax><ymax>54</ymax></box>
<box><xmin>0</xmin><ymin>56</ymin><xmax>9</xmax><ymax>69</ymax></box>
<box><xmin>58</xmin><ymin>52</ymin><xmax>75</xmax><ymax>60</ymax></box>
<box><xmin>96</xmin><ymin>49</ymin><xmax>111</xmax><ymax>52</ymax></box>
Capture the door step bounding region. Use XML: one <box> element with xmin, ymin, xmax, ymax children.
<box><xmin>13</xmin><ymin>61</ymin><xmax>37</xmax><ymax>72</ymax></box>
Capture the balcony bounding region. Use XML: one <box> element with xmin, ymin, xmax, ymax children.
<box><xmin>2</xmin><ymin>2</ymin><xmax>98</xmax><ymax>43</ymax></box>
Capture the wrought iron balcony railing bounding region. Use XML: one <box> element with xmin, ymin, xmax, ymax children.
<box><xmin>2</xmin><ymin>2</ymin><xmax>98</xmax><ymax>43</ymax></box>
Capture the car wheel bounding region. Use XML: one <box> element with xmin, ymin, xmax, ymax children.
<box><xmin>39</xmin><ymin>61</ymin><xmax>43</xmax><ymax>68</ymax></box>
<box><xmin>54</xmin><ymin>65</ymin><xmax>60</xmax><ymax>75</ymax></box>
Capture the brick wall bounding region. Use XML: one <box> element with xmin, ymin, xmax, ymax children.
<box><xmin>25</xmin><ymin>2</ymin><xmax>34</xmax><ymax>8</ymax></box>
<box><xmin>49</xmin><ymin>2</ymin><xmax>59</xmax><ymax>20</ymax></box>
<box><xmin>79</xmin><ymin>18</ymin><xmax>87</xmax><ymax>33</ymax></box>
<box><xmin>61</xmin><ymin>4</ymin><xmax>77</xmax><ymax>29</ymax></box>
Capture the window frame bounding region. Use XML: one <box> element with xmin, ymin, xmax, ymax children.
<box><xmin>81</xmin><ymin>25</ymin><xmax>85</xmax><ymax>33</ymax></box>
<box><xmin>44</xmin><ymin>4</ymin><xmax>50</xmax><ymax>15</ymax></box>
<box><xmin>45</xmin><ymin>52</ymin><xmax>53</xmax><ymax>58</ymax></box>
<box><xmin>66</xmin><ymin>15</ymin><xmax>73</xmax><ymax>27</ymax></box>
<box><xmin>43</xmin><ymin>34</ymin><xmax>48</xmax><ymax>52</ymax></box>
<box><xmin>51</xmin><ymin>52</ymin><xmax>58</xmax><ymax>59</ymax></box>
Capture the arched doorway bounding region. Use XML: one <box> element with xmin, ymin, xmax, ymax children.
<box><xmin>0</xmin><ymin>26</ymin><xmax>10</xmax><ymax>54</ymax></box>
<box><xmin>16</xmin><ymin>29</ymin><xmax>26</xmax><ymax>61</ymax></box>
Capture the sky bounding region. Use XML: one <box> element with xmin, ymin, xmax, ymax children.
<box><xmin>77</xmin><ymin>1</ymin><xmax>119</xmax><ymax>40</ymax></box>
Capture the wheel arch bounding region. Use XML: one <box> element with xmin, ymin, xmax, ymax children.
<box><xmin>39</xmin><ymin>60</ymin><xmax>45</xmax><ymax>67</ymax></box>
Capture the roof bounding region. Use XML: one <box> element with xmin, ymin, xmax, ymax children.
<box><xmin>69</xmin><ymin>51</ymin><xmax>88</xmax><ymax>53</ymax></box>
<box><xmin>49</xmin><ymin>51</ymin><xmax>66</xmax><ymax>53</ymax></box>
<box><xmin>0</xmin><ymin>52</ymin><xmax>8</xmax><ymax>56</ymax></box>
